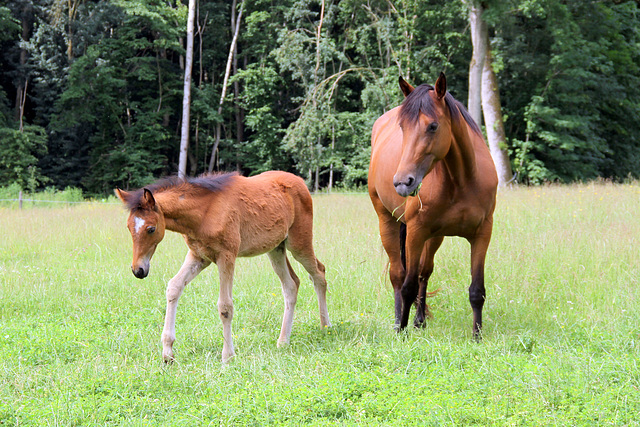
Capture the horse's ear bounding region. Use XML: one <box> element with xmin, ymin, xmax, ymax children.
<box><xmin>435</xmin><ymin>72</ymin><xmax>447</xmax><ymax>100</ymax></box>
<box><xmin>399</xmin><ymin>76</ymin><xmax>414</xmax><ymax>97</ymax></box>
<box><xmin>115</xmin><ymin>188</ymin><xmax>130</xmax><ymax>204</ymax></box>
<box><xmin>141</xmin><ymin>188</ymin><xmax>156</xmax><ymax>210</ymax></box>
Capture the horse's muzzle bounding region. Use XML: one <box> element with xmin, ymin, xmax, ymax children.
<box><xmin>393</xmin><ymin>175</ymin><xmax>418</xmax><ymax>198</ymax></box>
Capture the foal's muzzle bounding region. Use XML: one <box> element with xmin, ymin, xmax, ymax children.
<box><xmin>132</xmin><ymin>267</ymin><xmax>148</xmax><ymax>279</ymax></box>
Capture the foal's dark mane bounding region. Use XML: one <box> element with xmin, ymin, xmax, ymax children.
<box><xmin>398</xmin><ymin>84</ymin><xmax>482</xmax><ymax>136</ymax></box>
<box><xmin>124</xmin><ymin>171</ymin><xmax>238</xmax><ymax>210</ymax></box>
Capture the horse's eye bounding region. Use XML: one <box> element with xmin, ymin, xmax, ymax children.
<box><xmin>427</xmin><ymin>122</ymin><xmax>439</xmax><ymax>133</ymax></box>
<box><xmin>147</xmin><ymin>226</ymin><xmax>156</xmax><ymax>234</ymax></box>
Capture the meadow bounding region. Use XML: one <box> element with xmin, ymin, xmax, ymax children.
<box><xmin>1</xmin><ymin>183</ymin><xmax>640</xmax><ymax>426</ymax></box>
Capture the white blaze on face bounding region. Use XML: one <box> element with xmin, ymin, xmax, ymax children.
<box><xmin>134</xmin><ymin>216</ymin><xmax>146</xmax><ymax>234</ymax></box>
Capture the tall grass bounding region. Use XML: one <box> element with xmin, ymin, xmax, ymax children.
<box><xmin>1</xmin><ymin>183</ymin><xmax>639</xmax><ymax>425</ymax></box>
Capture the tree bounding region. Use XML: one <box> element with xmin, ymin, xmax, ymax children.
<box><xmin>178</xmin><ymin>0</ymin><xmax>196</xmax><ymax>178</ymax></box>
<box><xmin>0</xmin><ymin>125</ymin><xmax>47</xmax><ymax>190</ymax></box>
<box><xmin>465</xmin><ymin>0</ymin><xmax>485</xmax><ymax>126</ymax></box>
<box><xmin>207</xmin><ymin>0</ymin><xmax>243</xmax><ymax>173</ymax></box>
<box><xmin>465</xmin><ymin>0</ymin><xmax>513</xmax><ymax>186</ymax></box>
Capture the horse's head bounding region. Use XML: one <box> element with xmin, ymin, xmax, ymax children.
<box><xmin>394</xmin><ymin>73</ymin><xmax>452</xmax><ymax>197</ymax></box>
<box><xmin>115</xmin><ymin>188</ymin><xmax>166</xmax><ymax>279</ymax></box>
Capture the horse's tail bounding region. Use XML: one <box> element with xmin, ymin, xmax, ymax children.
<box><xmin>399</xmin><ymin>222</ymin><xmax>407</xmax><ymax>270</ymax></box>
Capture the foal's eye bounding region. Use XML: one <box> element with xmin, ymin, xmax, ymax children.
<box><xmin>147</xmin><ymin>226</ymin><xmax>156</xmax><ymax>234</ymax></box>
<box><xmin>427</xmin><ymin>122</ymin><xmax>439</xmax><ymax>133</ymax></box>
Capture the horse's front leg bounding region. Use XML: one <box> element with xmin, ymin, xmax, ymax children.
<box><xmin>400</xmin><ymin>224</ymin><xmax>427</xmax><ymax>330</ymax></box>
<box><xmin>162</xmin><ymin>250</ymin><xmax>210</xmax><ymax>363</ymax></box>
<box><xmin>414</xmin><ymin>236</ymin><xmax>444</xmax><ymax>328</ymax></box>
<box><xmin>371</xmin><ymin>198</ymin><xmax>405</xmax><ymax>328</ymax></box>
<box><xmin>216</xmin><ymin>253</ymin><xmax>236</xmax><ymax>363</ymax></box>
<box><xmin>468</xmin><ymin>219</ymin><xmax>493</xmax><ymax>339</ymax></box>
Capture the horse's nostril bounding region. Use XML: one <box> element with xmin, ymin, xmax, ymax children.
<box><xmin>393</xmin><ymin>175</ymin><xmax>415</xmax><ymax>188</ymax></box>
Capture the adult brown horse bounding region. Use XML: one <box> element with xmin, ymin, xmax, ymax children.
<box><xmin>116</xmin><ymin>171</ymin><xmax>331</xmax><ymax>363</ymax></box>
<box><xmin>368</xmin><ymin>73</ymin><xmax>498</xmax><ymax>336</ymax></box>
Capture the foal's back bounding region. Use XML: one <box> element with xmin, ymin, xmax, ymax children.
<box><xmin>213</xmin><ymin>171</ymin><xmax>313</xmax><ymax>258</ymax></box>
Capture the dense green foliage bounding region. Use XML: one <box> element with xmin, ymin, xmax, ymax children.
<box><xmin>2</xmin><ymin>185</ymin><xmax>640</xmax><ymax>423</ymax></box>
<box><xmin>1</xmin><ymin>0</ymin><xmax>639</xmax><ymax>193</ymax></box>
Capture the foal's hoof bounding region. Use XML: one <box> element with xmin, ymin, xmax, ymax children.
<box><xmin>221</xmin><ymin>354</ymin><xmax>236</xmax><ymax>364</ymax></box>
<box><xmin>162</xmin><ymin>352</ymin><xmax>176</xmax><ymax>364</ymax></box>
<box><xmin>276</xmin><ymin>339</ymin><xmax>290</xmax><ymax>348</ymax></box>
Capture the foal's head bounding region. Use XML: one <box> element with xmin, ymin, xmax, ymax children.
<box><xmin>394</xmin><ymin>73</ymin><xmax>454</xmax><ymax>197</ymax></box>
<box><xmin>115</xmin><ymin>188</ymin><xmax>166</xmax><ymax>279</ymax></box>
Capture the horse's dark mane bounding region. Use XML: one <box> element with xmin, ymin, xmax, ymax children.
<box><xmin>398</xmin><ymin>84</ymin><xmax>482</xmax><ymax>136</ymax></box>
<box><xmin>124</xmin><ymin>171</ymin><xmax>239</xmax><ymax>210</ymax></box>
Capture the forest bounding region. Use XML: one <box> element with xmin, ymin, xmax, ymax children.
<box><xmin>1</xmin><ymin>0</ymin><xmax>639</xmax><ymax>195</ymax></box>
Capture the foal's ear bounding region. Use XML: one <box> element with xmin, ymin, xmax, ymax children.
<box><xmin>141</xmin><ymin>188</ymin><xmax>156</xmax><ymax>210</ymax></box>
<box><xmin>399</xmin><ymin>76</ymin><xmax>415</xmax><ymax>97</ymax></box>
<box><xmin>435</xmin><ymin>72</ymin><xmax>447</xmax><ymax>100</ymax></box>
<box><xmin>115</xmin><ymin>188</ymin><xmax>130</xmax><ymax>204</ymax></box>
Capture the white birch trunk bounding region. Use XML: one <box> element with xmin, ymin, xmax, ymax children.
<box><xmin>178</xmin><ymin>0</ymin><xmax>196</xmax><ymax>179</ymax></box>
<box><xmin>482</xmin><ymin>47</ymin><xmax>513</xmax><ymax>186</ymax></box>
<box><xmin>466</xmin><ymin>1</ymin><xmax>487</xmax><ymax>126</ymax></box>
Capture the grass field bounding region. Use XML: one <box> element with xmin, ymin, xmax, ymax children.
<box><xmin>1</xmin><ymin>183</ymin><xmax>640</xmax><ymax>425</ymax></box>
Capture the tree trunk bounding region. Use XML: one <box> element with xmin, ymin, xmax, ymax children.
<box><xmin>15</xmin><ymin>4</ymin><xmax>31</xmax><ymax>124</ymax></box>
<box><xmin>466</xmin><ymin>1</ymin><xmax>487</xmax><ymax>126</ymax></box>
<box><xmin>232</xmin><ymin>6</ymin><xmax>244</xmax><ymax>145</ymax></box>
<box><xmin>482</xmin><ymin>47</ymin><xmax>513</xmax><ymax>186</ymax></box>
<box><xmin>178</xmin><ymin>0</ymin><xmax>196</xmax><ymax>179</ymax></box>
<box><xmin>310</xmin><ymin>0</ymin><xmax>325</xmax><ymax>192</ymax></box>
<box><xmin>208</xmin><ymin>0</ymin><xmax>244</xmax><ymax>173</ymax></box>
<box><xmin>328</xmin><ymin>122</ymin><xmax>334</xmax><ymax>193</ymax></box>
<box><xmin>66</xmin><ymin>0</ymin><xmax>83</xmax><ymax>60</ymax></box>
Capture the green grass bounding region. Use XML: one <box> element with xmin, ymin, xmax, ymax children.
<box><xmin>1</xmin><ymin>183</ymin><xmax>640</xmax><ymax>425</ymax></box>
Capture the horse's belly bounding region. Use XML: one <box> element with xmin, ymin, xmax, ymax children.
<box><xmin>424</xmin><ymin>205</ymin><xmax>487</xmax><ymax>238</ymax></box>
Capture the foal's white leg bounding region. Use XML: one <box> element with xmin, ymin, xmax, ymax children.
<box><xmin>290</xmin><ymin>252</ymin><xmax>331</xmax><ymax>328</ymax></box>
<box><xmin>161</xmin><ymin>250</ymin><xmax>209</xmax><ymax>363</ymax></box>
<box><xmin>267</xmin><ymin>247</ymin><xmax>300</xmax><ymax>347</ymax></box>
<box><xmin>216</xmin><ymin>254</ymin><xmax>236</xmax><ymax>363</ymax></box>
<box><xmin>309</xmin><ymin>262</ymin><xmax>332</xmax><ymax>328</ymax></box>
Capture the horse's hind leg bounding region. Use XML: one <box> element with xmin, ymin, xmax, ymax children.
<box><xmin>414</xmin><ymin>236</ymin><xmax>444</xmax><ymax>328</ymax></box>
<box><xmin>285</xmin><ymin>236</ymin><xmax>331</xmax><ymax>328</ymax></box>
<box><xmin>268</xmin><ymin>243</ymin><xmax>301</xmax><ymax>346</ymax></box>
<box><xmin>162</xmin><ymin>250</ymin><xmax>210</xmax><ymax>363</ymax></box>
